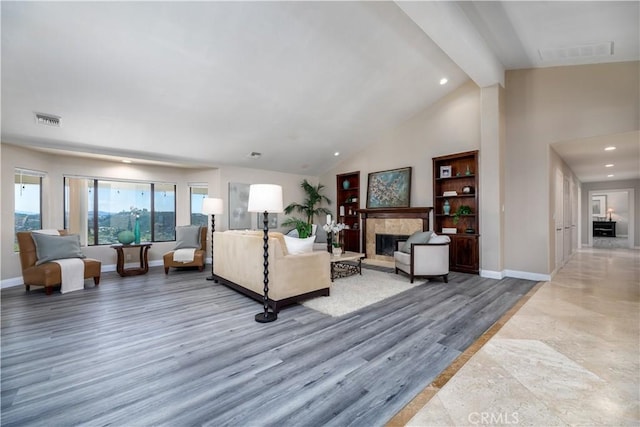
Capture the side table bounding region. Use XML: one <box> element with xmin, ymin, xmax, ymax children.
<box><xmin>110</xmin><ymin>243</ymin><xmax>152</xmax><ymax>277</ymax></box>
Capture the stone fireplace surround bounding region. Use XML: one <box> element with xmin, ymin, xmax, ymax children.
<box><xmin>357</xmin><ymin>207</ymin><xmax>432</xmax><ymax>262</ymax></box>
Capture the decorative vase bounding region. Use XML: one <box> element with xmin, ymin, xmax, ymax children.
<box><xmin>332</xmin><ymin>246</ymin><xmax>343</xmax><ymax>257</ymax></box>
<box><xmin>443</xmin><ymin>200</ymin><xmax>451</xmax><ymax>215</ymax></box>
<box><xmin>117</xmin><ymin>230</ymin><xmax>135</xmax><ymax>245</ymax></box>
<box><xmin>134</xmin><ymin>217</ymin><xmax>141</xmax><ymax>244</ymax></box>
<box><xmin>465</xmin><ymin>165</ymin><xmax>472</xmax><ymax>176</ymax></box>
<box><xmin>342</xmin><ymin>180</ymin><xmax>350</xmax><ymax>190</ymax></box>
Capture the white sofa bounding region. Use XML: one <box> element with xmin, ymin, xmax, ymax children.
<box><xmin>213</xmin><ymin>230</ymin><xmax>331</xmax><ymax>312</ymax></box>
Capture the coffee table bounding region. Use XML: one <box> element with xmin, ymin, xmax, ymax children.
<box><xmin>330</xmin><ymin>251</ymin><xmax>365</xmax><ymax>282</ymax></box>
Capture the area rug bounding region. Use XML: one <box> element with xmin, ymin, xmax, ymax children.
<box><xmin>302</xmin><ymin>268</ymin><xmax>420</xmax><ymax>317</ymax></box>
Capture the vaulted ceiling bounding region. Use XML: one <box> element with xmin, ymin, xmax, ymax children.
<box><xmin>2</xmin><ymin>1</ymin><xmax>638</xmax><ymax>179</ymax></box>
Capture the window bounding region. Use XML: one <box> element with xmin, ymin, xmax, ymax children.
<box><xmin>190</xmin><ymin>185</ymin><xmax>208</xmax><ymax>227</ymax></box>
<box><xmin>64</xmin><ymin>177</ymin><xmax>176</xmax><ymax>246</ymax></box>
<box><xmin>154</xmin><ymin>183</ymin><xmax>176</xmax><ymax>241</ymax></box>
<box><xmin>15</xmin><ymin>169</ymin><xmax>43</xmax><ymax>250</ymax></box>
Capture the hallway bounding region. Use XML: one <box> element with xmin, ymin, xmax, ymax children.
<box><xmin>403</xmin><ymin>247</ymin><xmax>639</xmax><ymax>426</ymax></box>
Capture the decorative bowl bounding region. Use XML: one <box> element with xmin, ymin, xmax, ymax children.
<box><xmin>117</xmin><ymin>230</ymin><xmax>135</xmax><ymax>245</ymax></box>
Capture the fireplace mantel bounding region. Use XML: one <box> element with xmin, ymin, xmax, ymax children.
<box><xmin>357</xmin><ymin>207</ymin><xmax>432</xmax><ymax>219</ymax></box>
<box><xmin>357</xmin><ymin>207</ymin><xmax>432</xmax><ymax>259</ymax></box>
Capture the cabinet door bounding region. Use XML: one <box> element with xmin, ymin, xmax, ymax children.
<box><xmin>451</xmin><ymin>235</ymin><xmax>479</xmax><ymax>273</ymax></box>
<box><xmin>342</xmin><ymin>229</ymin><xmax>360</xmax><ymax>252</ymax></box>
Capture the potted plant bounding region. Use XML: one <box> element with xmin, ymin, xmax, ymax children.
<box><xmin>282</xmin><ymin>179</ymin><xmax>331</xmax><ymax>238</ymax></box>
<box><xmin>323</xmin><ymin>221</ymin><xmax>346</xmax><ymax>256</ymax></box>
<box><xmin>452</xmin><ymin>205</ymin><xmax>474</xmax><ymax>233</ymax></box>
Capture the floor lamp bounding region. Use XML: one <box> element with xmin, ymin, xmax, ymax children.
<box><xmin>247</xmin><ymin>184</ymin><xmax>283</xmax><ymax>323</ymax></box>
<box><xmin>202</xmin><ymin>197</ymin><xmax>224</xmax><ymax>281</ymax></box>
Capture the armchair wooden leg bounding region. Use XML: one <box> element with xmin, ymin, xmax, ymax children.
<box><xmin>25</xmin><ymin>285</ymin><xmax>30</xmax><ymax>292</ymax></box>
<box><xmin>45</xmin><ymin>286</ymin><xmax>53</xmax><ymax>296</ymax></box>
<box><xmin>164</xmin><ymin>267</ymin><xmax>169</xmax><ymax>275</ymax></box>
<box><xmin>93</xmin><ymin>276</ymin><xmax>100</xmax><ymax>285</ymax></box>
<box><xmin>443</xmin><ymin>274</ymin><xmax>448</xmax><ymax>283</ymax></box>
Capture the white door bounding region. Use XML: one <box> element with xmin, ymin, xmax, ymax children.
<box><xmin>563</xmin><ymin>176</ymin><xmax>571</xmax><ymax>262</ymax></box>
<box><xmin>555</xmin><ymin>170</ymin><xmax>564</xmax><ymax>270</ymax></box>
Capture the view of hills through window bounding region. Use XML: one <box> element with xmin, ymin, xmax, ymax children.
<box><xmin>65</xmin><ymin>178</ymin><xmax>176</xmax><ymax>245</ymax></box>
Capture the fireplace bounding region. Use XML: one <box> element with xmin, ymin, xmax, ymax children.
<box><xmin>375</xmin><ymin>234</ymin><xmax>410</xmax><ymax>256</ymax></box>
<box><xmin>358</xmin><ymin>207</ymin><xmax>432</xmax><ymax>261</ymax></box>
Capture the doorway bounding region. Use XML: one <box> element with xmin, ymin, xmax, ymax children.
<box><xmin>588</xmin><ymin>189</ymin><xmax>635</xmax><ymax>249</ymax></box>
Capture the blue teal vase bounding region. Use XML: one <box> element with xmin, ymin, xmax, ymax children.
<box><xmin>134</xmin><ymin>217</ymin><xmax>141</xmax><ymax>244</ymax></box>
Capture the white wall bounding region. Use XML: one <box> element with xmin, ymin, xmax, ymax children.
<box><xmin>505</xmin><ymin>62</ymin><xmax>639</xmax><ymax>275</ymax></box>
<box><xmin>320</xmin><ymin>80</ymin><xmax>481</xmax><ymax>221</ymax></box>
<box><xmin>1</xmin><ymin>143</ymin><xmax>312</xmax><ymax>283</ymax></box>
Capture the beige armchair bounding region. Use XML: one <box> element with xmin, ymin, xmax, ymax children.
<box><xmin>394</xmin><ymin>239</ymin><xmax>450</xmax><ymax>283</ymax></box>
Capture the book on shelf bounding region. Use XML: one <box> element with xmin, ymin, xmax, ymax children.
<box><xmin>443</xmin><ymin>191</ymin><xmax>458</xmax><ymax>197</ymax></box>
<box><xmin>442</xmin><ymin>228</ymin><xmax>457</xmax><ymax>234</ymax></box>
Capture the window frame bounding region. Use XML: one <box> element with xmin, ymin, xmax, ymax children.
<box><xmin>64</xmin><ymin>176</ymin><xmax>177</xmax><ymax>246</ymax></box>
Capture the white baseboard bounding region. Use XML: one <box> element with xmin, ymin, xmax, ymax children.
<box><xmin>503</xmin><ymin>269</ymin><xmax>551</xmax><ymax>282</ymax></box>
<box><xmin>480</xmin><ymin>269</ymin><xmax>549</xmax><ymax>281</ymax></box>
<box><xmin>1</xmin><ymin>260</ymin><xmax>167</xmax><ymax>289</ymax></box>
<box><xmin>1</xmin><ymin>277</ymin><xmax>24</xmax><ymax>289</ymax></box>
<box><xmin>480</xmin><ymin>270</ymin><xmax>504</xmax><ymax>279</ymax></box>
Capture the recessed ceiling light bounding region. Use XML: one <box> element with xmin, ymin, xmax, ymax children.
<box><xmin>439</xmin><ymin>78</ymin><xmax>448</xmax><ymax>85</ymax></box>
<box><xmin>607</xmin><ymin>174</ymin><xmax>614</xmax><ymax>177</ymax></box>
<box><xmin>604</xmin><ymin>146</ymin><xmax>616</xmax><ymax>151</ymax></box>
<box><xmin>605</xmin><ymin>164</ymin><xmax>614</xmax><ymax>167</ymax></box>
<box><xmin>334</xmin><ymin>152</ymin><xmax>340</xmax><ymax>157</ymax></box>
<box><xmin>122</xmin><ymin>160</ymin><xmax>132</xmax><ymax>164</ymax></box>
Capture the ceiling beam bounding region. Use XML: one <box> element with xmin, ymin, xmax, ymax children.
<box><xmin>396</xmin><ymin>1</ymin><xmax>505</xmax><ymax>88</ymax></box>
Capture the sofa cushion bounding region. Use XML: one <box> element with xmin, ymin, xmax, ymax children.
<box><xmin>428</xmin><ymin>233</ymin><xmax>451</xmax><ymax>244</ymax></box>
<box><xmin>400</xmin><ymin>231</ymin><xmax>433</xmax><ymax>253</ymax></box>
<box><xmin>314</xmin><ymin>224</ymin><xmax>327</xmax><ymax>244</ymax></box>
<box><xmin>283</xmin><ymin>235</ymin><xmax>316</xmax><ymax>255</ymax></box>
<box><xmin>175</xmin><ymin>225</ymin><xmax>201</xmax><ymax>249</ymax></box>
<box><xmin>32</xmin><ymin>233</ymin><xmax>86</xmax><ymax>266</ymax></box>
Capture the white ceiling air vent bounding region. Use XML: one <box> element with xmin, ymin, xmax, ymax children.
<box><xmin>538</xmin><ymin>42</ymin><xmax>613</xmax><ymax>62</ymax></box>
<box><xmin>34</xmin><ymin>112</ymin><xmax>61</xmax><ymax>127</ymax></box>
<box><xmin>248</xmin><ymin>152</ymin><xmax>262</xmax><ymax>159</ymax></box>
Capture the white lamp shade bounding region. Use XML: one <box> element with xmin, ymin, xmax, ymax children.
<box><xmin>248</xmin><ymin>184</ymin><xmax>283</xmax><ymax>213</ymax></box>
<box><xmin>202</xmin><ymin>197</ymin><xmax>224</xmax><ymax>215</ymax></box>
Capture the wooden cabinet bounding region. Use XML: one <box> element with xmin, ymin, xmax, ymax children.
<box><xmin>336</xmin><ymin>171</ymin><xmax>361</xmax><ymax>252</ymax></box>
<box><xmin>593</xmin><ymin>221</ymin><xmax>616</xmax><ymax>237</ymax></box>
<box><xmin>432</xmin><ymin>150</ymin><xmax>479</xmax><ymax>274</ymax></box>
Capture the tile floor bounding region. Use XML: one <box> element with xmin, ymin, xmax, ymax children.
<box><xmin>403</xmin><ymin>247</ymin><xmax>640</xmax><ymax>426</ymax></box>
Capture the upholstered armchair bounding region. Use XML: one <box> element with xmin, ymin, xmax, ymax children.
<box><xmin>16</xmin><ymin>230</ymin><xmax>101</xmax><ymax>295</ymax></box>
<box><xmin>163</xmin><ymin>226</ymin><xmax>207</xmax><ymax>274</ymax></box>
<box><xmin>394</xmin><ymin>233</ymin><xmax>450</xmax><ymax>283</ymax></box>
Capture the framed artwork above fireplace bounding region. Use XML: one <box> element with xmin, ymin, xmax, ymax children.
<box><xmin>366</xmin><ymin>166</ymin><xmax>411</xmax><ymax>209</ymax></box>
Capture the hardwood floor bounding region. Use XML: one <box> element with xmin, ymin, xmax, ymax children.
<box><xmin>1</xmin><ymin>266</ymin><xmax>537</xmax><ymax>426</ymax></box>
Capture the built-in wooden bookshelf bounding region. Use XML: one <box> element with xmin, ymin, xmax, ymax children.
<box><xmin>336</xmin><ymin>171</ymin><xmax>360</xmax><ymax>252</ymax></box>
<box><xmin>432</xmin><ymin>150</ymin><xmax>479</xmax><ymax>274</ymax></box>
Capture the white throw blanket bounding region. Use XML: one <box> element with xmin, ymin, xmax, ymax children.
<box><xmin>53</xmin><ymin>258</ymin><xmax>85</xmax><ymax>294</ymax></box>
<box><xmin>33</xmin><ymin>229</ymin><xmax>86</xmax><ymax>294</ymax></box>
<box><xmin>173</xmin><ymin>248</ymin><xmax>196</xmax><ymax>263</ymax></box>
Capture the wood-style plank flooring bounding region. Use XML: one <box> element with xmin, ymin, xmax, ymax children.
<box><xmin>1</xmin><ymin>266</ymin><xmax>537</xmax><ymax>426</ymax></box>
